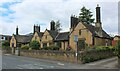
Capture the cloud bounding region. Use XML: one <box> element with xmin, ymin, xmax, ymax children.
<box><xmin>0</xmin><ymin>0</ymin><xmax>118</xmax><ymax>36</ymax></box>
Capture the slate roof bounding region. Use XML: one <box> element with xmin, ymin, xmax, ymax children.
<box><xmin>26</xmin><ymin>33</ymin><xmax>33</xmax><ymax>36</ymax></box>
<box><xmin>47</xmin><ymin>30</ymin><xmax>58</xmax><ymax>39</ymax></box>
<box><xmin>14</xmin><ymin>34</ymin><xmax>33</xmax><ymax>43</ymax></box>
<box><xmin>37</xmin><ymin>32</ymin><xmax>44</xmax><ymax>38</ymax></box>
<box><xmin>55</xmin><ymin>32</ymin><xmax>69</xmax><ymax>41</ymax></box>
<box><xmin>82</xmin><ymin>23</ymin><xmax>111</xmax><ymax>39</ymax></box>
<box><xmin>114</xmin><ymin>35</ymin><xmax>120</xmax><ymax>38</ymax></box>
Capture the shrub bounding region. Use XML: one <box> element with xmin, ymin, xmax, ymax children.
<box><xmin>2</xmin><ymin>40</ymin><xmax>11</xmax><ymax>50</ymax></box>
<box><xmin>29</xmin><ymin>40</ymin><xmax>40</xmax><ymax>50</ymax></box>
<box><xmin>2</xmin><ymin>40</ymin><xmax>9</xmax><ymax>47</ymax></box>
<box><xmin>21</xmin><ymin>44</ymin><xmax>29</xmax><ymax>50</ymax></box>
<box><xmin>2</xmin><ymin>46</ymin><xmax>11</xmax><ymax>50</ymax></box>
<box><xmin>114</xmin><ymin>40</ymin><xmax>120</xmax><ymax>68</ymax></box>
<box><xmin>92</xmin><ymin>46</ymin><xmax>114</xmax><ymax>51</ymax></box>
<box><xmin>114</xmin><ymin>40</ymin><xmax>120</xmax><ymax>58</ymax></box>
<box><xmin>80</xmin><ymin>46</ymin><xmax>115</xmax><ymax>63</ymax></box>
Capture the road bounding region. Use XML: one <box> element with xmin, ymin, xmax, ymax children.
<box><xmin>2</xmin><ymin>54</ymin><xmax>118</xmax><ymax>69</ymax></box>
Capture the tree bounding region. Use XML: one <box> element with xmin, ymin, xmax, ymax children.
<box><xmin>115</xmin><ymin>40</ymin><xmax>120</xmax><ymax>68</ymax></box>
<box><xmin>55</xmin><ymin>20</ymin><xmax>62</xmax><ymax>32</ymax></box>
<box><xmin>79</xmin><ymin>6</ymin><xmax>95</xmax><ymax>24</ymax></box>
<box><xmin>29</xmin><ymin>40</ymin><xmax>40</xmax><ymax>50</ymax></box>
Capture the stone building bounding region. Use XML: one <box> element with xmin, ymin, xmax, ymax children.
<box><xmin>69</xmin><ymin>5</ymin><xmax>112</xmax><ymax>50</ymax></box>
<box><xmin>10</xmin><ymin>26</ymin><xmax>33</xmax><ymax>48</ymax></box>
<box><xmin>112</xmin><ymin>35</ymin><xmax>120</xmax><ymax>46</ymax></box>
<box><xmin>10</xmin><ymin>4</ymin><xmax>112</xmax><ymax>51</ymax></box>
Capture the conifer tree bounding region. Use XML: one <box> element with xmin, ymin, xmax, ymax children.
<box><xmin>79</xmin><ymin>6</ymin><xmax>94</xmax><ymax>24</ymax></box>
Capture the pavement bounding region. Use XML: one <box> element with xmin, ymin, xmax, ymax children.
<box><xmin>2</xmin><ymin>54</ymin><xmax>119</xmax><ymax>69</ymax></box>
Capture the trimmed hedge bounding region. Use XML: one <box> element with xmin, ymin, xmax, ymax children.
<box><xmin>80</xmin><ymin>46</ymin><xmax>115</xmax><ymax>63</ymax></box>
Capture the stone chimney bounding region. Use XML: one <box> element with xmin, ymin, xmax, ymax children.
<box><xmin>34</xmin><ymin>24</ymin><xmax>40</xmax><ymax>33</ymax></box>
<box><xmin>95</xmin><ymin>4</ymin><xmax>102</xmax><ymax>28</ymax></box>
<box><xmin>95</xmin><ymin>4</ymin><xmax>103</xmax><ymax>37</ymax></box>
<box><xmin>70</xmin><ymin>15</ymin><xmax>79</xmax><ymax>31</ymax></box>
<box><xmin>16</xmin><ymin>26</ymin><xmax>18</xmax><ymax>35</ymax></box>
<box><xmin>50</xmin><ymin>20</ymin><xmax>55</xmax><ymax>31</ymax></box>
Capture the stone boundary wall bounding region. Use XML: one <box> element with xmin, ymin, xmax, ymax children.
<box><xmin>20</xmin><ymin>50</ymin><xmax>115</xmax><ymax>63</ymax></box>
<box><xmin>20</xmin><ymin>50</ymin><xmax>76</xmax><ymax>63</ymax></box>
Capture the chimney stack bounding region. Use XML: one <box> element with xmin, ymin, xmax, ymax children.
<box><xmin>33</xmin><ymin>24</ymin><xmax>40</xmax><ymax>33</ymax></box>
<box><xmin>95</xmin><ymin>4</ymin><xmax>102</xmax><ymax>28</ymax></box>
<box><xmin>50</xmin><ymin>20</ymin><xmax>55</xmax><ymax>31</ymax></box>
<box><xmin>70</xmin><ymin>15</ymin><xmax>79</xmax><ymax>30</ymax></box>
<box><xmin>96</xmin><ymin>4</ymin><xmax>101</xmax><ymax>23</ymax></box>
<box><xmin>16</xmin><ymin>26</ymin><xmax>18</xmax><ymax>35</ymax></box>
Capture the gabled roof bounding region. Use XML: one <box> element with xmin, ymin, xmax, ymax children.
<box><xmin>82</xmin><ymin>23</ymin><xmax>111</xmax><ymax>39</ymax></box>
<box><xmin>26</xmin><ymin>33</ymin><xmax>33</xmax><ymax>36</ymax></box>
<box><xmin>55</xmin><ymin>32</ymin><xmax>69</xmax><ymax>41</ymax></box>
<box><xmin>37</xmin><ymin>32</ymin><xmax>43</xmax><ymax>38</ymax></box>
<box><xmin>114</xmin><ymin>35</ymin><xmax>120</xmax><ymax>38</ymax></box>
<box><xmin>14</xmin><ymin>34</ymin><xmax>33</xmax><ymax>43</ymax></box>
<box><xmin>47</xmin><ymin>30</ymin><xmax>58</xmax><ymax>39</ymax></box>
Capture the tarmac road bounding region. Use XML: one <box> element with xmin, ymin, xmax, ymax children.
<box><xmin>2</xmin><ymin>54</ymin><xmax>118</xmax><ymax>69</ymax></box>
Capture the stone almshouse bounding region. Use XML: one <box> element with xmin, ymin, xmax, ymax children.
<box><xmin>10</xmin><ymin>5</ymin><xmax>112</xmax><ymax>51</ymax></box>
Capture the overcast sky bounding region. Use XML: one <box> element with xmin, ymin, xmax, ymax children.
<box><xmin>0</xmin><ymin>0</ymin><xmax>119</xmax><ymax>36</ymax></box>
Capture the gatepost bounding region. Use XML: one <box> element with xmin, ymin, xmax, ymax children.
<box><xmin>15</xmin><ymin>44</ymin><xmax>20</xmax><ymax>56</ymax></box>
<box><xmin>12</xmin><ymin>47</ymin><xmax>15</xmax><ymax>55</ymax></box>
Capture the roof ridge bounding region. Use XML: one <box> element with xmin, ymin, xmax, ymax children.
<box><xmin>59</xmin><ymin>32</ymin><xmax>69</xmax><ymax>34</ymax></box>
<box><xmin>55</xmin><ymin>33</ymin><xmax>60</xmax><ymax>40</ymax></box>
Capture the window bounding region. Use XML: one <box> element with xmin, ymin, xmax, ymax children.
<box><xmin>12</xmin><ymin>43</ymin><xmax>14</xmax><ymax>47</ymax></box>
<box><xmin>78</xmin><ymin>39</ymin><xmax>85</xmax><ymax>50</ymax></box>
<box><xmin>49</xmin><ymin>43</ymin><xmax>53</xmax><ymax>46</ymax></box>
<box><xmin>43</xmin><ymin>43</ymin><xmax>47</xmax><ymax>47</ymax></box>
<box><xmin>12</xmin><ymin>39</ymin><xmax>14</xmax><ymax>42</ymax></box>
<box><xmin>79</xmin><ymin>30</ymin><xmax>81</xmax><ymax>35</ymax></box>
<box><xmin>35</xmin><ymin>36</ymin><xmax>37</xmax><ymax>40</ymax></box>
<box><xmin>45</xmin><ymin>35</ymin><xmax>47</xmax><ymax>39</ymax></box>
<box><xmin>57</xmin><ymin>41</ymin><xmax>61</xmax><ymax>48</ymax></box>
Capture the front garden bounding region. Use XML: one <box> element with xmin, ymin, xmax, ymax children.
<box><xmin>21</xmin><ymin>40</ymin><xmax>60</xmax><ymax>51</ymax></box>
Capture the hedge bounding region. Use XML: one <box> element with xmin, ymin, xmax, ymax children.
<box><xmin>80</xmin><ymin>46</ymin><xmax>115</xmax><ymax>63</ymax></box>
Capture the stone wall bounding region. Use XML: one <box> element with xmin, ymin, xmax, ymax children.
<box><xmin>20</xmin><ymin>50</ymin><xmax>115</xmax><ymax>63</ymax></box>
<box><xmin>20</xmin><ymin>50</ymin><xmax>76</xmax><ymax>63</ymax></box>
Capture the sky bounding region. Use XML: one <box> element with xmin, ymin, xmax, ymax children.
<box><xmin>0</xmin><ymin>0</ymin><xmax>119</xmax><ymax>36</ymax></box>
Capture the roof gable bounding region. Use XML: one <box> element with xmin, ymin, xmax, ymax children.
<box><xmin>43</xmin><ymin>29</ymin><xmax>58</xmax><ymax>39</ymax></box>
<box><xmin>82</xmin><ymin>23</ymin><xmax>111</xmax><ymax>39</ymax></box>
<box><xmin>37</xmin><ymin>32</ymin><xmax>43</xmax><ymax>38</ymax></box>
<box><xmin>47</xmin><ymin>30</ymin><xmax>58</xmax><ymax>39</ymax></box>
<box><xmin>72</xmin><ymin>22</ymin><xmax>111</xmax><ymax>39</ymax></box>
<box><xmin>11</xmin><ymin>34</ymin><xmax>16</xmax><ymax>42</ymax></box>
